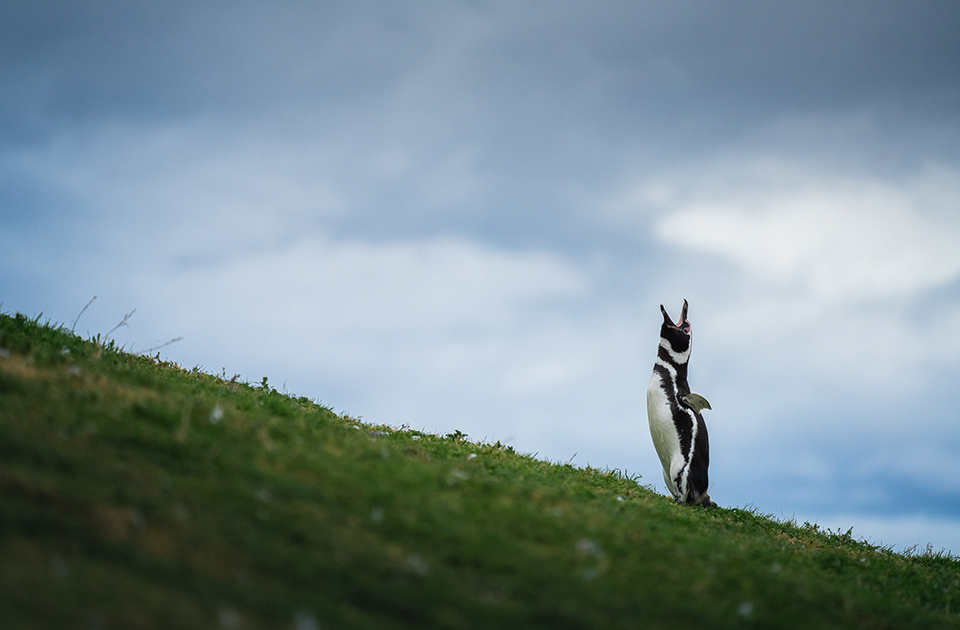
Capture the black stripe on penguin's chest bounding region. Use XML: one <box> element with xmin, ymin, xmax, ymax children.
<box><xmin>655</xmin><ymin>344</ymin><xmax>694</xmax><ymax>457</ymax></box>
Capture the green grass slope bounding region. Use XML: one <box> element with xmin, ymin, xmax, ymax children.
<box><xmin>1</xmin><ymin>312</ymin><xmax>958</xmax><ymax>629</ymax></box>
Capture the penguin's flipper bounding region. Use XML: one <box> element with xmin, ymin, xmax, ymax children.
<box><xmin>681</xmin><ymin>393</ymin><xmax>712</xmax><ymax>412</ymax></box>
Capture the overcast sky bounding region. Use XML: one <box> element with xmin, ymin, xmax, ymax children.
<box><xmin>3</xmin><ymin>1</ymin><xmax>960</xmax><ymax>554</ymax></box>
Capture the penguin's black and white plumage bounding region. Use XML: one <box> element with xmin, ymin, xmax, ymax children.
<box><xmin>646</xmin><ymin>299</ymin><xmax>717</xmax><ymax>507</ymax></box>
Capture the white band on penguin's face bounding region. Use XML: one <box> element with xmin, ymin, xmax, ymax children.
<box><xmin>659</xmin><ymin>337</ymin><xmax>691</xmax><ymax>364</ymax></box>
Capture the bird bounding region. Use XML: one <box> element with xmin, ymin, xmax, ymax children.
<box><xmin>646</xmin><ymin>299</ymin><xmax>717</xmax><ymax>507</ymax></box>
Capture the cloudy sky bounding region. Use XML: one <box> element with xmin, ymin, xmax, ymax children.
<box><xmin>3</xmin><ymin>1</ymin><xmax>960</xmax><ymax>553</ymax></box>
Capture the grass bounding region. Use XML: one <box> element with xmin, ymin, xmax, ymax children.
<box><xmin>1</xmin><ymin>310</ymin><xmax>958</xmax><ymax>629</ymax></box>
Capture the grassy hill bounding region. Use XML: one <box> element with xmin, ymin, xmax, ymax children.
<box><xmin>1</xmin><ymin>311</ymin><xmax>958</xmax><ymax>629</ymax></box>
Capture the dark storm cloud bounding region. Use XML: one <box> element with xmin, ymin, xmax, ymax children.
<box><xmin>0</xmin><ymin>3</ymin><xmax>421</xmax><ymax>140</ymax></box>
<box><xmin>3</xmin><ymin>1</ymin><xmax>958</xmax><ymax>143</ymax></box>
<box><xmin>3</xmin><ymin>1</ymin><xmax>957</xmax><ymax>240</ymax></box>
<box><xmin>3</xmin><ymin>0</ymin><xmax>958</xmax><ymax>258</ymax></box>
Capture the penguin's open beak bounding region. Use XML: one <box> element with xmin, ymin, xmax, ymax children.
<box><xmin>677</xmin><ymin>299</ymin><xmax>689</xmax><ymax>328</ymax></box>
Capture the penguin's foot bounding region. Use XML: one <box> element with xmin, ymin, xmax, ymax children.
<box><xmin>698</xmin><ymin>495</ymin><xmax>718</xmax><ymax>508</ymax></box>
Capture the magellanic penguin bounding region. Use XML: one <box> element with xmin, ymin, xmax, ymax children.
<box><xmin>646</xmin><ymin>299</ymin><xmax>717</xmax><ymax>507</ymax></box>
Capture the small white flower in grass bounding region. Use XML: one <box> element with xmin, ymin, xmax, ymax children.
<box><xmin>218</xmin><ymin>606</ymin><xmax>242</xmax><ymax>629</ymax></box>
<box><xmin>467</xmin><ymin>453</ymin><xmax>477</xmax><ymax>460</ymax></box>
<box><xmin>575</xmin><ymin>538</ymin><xmax>604</xmax><ymax>559</ymax></box>
<box><xmin>616</xmin><ymin>496</ymin><xmax>624</xmax><ymax>502</ymax></box>
<box><xmin>738</xmin><ymin>602</ymin><xmax>754</xmax><ymax>617</ymax></box>
<box><xmin>411</xmin><ymin>435</ymin><xmax>421</xmax><ymax>440</ymax></box>
<box><xmin>293</xmin><ymin>611</ymin><xmax>321</xmax><ymax>630</ymax></box>
<box><xmin>447</xmin><ymin>469</ymin><xmax>469</xmax><ymax>485</ymax></box>
<box><xmin>576</xmin><ymin>539</ymin><xmax>608</xmax><ymax>579</ymax></box>
<box><xmin>407</xmin><ymin>553</ymin><xmax>428</xmax><ymax>576</ymax></box>
<box><xmin>210</xmin><ymin>405</ymin><xmax>224</xmax><ymax>423</ymax></box>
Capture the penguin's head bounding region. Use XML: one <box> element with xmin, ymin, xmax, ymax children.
<box><xmin>659</xmin><ymin>299</ymin><xmax>691</xmax><ymax>353</ymax></box>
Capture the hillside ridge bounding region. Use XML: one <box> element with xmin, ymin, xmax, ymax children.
<box><xmin>1</xmin><ymin>311</ymin><xmax>958</xmax><ymax>629</ymax></box>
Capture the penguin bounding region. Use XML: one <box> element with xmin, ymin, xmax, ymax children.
<box><xmin>646</xmin><ymin>299</ymin><xmax>717</xmax><ymax>507</ymax></box>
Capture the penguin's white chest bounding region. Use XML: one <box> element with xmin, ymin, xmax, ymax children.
<box><xmin>646</xmin><ymin>370</ymin><xmax>683</xmax><ymax>496</ymax></box>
